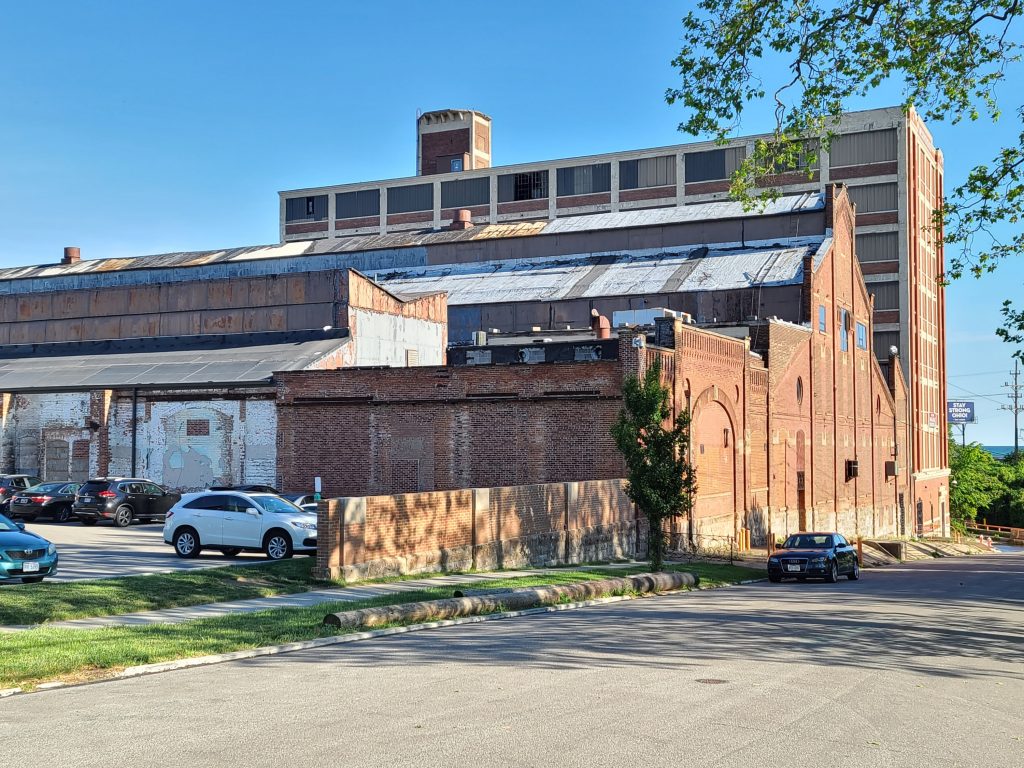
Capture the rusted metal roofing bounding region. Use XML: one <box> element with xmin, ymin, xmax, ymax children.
<box><xmin>0</xmin><ymin>194</ymin><xmax>823</xmax><ymax>283</ymax></box>
<box><xmin>368</xmin><ymin>237</ymin><xmax>826</xmax><ymax>306</ymax></box>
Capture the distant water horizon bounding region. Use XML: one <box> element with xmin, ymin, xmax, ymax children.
<box><xmin>985</xmin><ymin>445</ymin><xmax>1019</xmax><ymax>459</ymax></box>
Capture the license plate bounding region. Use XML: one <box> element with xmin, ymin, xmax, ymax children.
<box><xmin>16</xmin><ymin>498</ymin><xmax>29</xmax><ymax>504</ymax></box>
<box><xmin>22</xmin><ymin>561</ymin><xmax>40</xmax><ymax>573</ymax></box>
<box><xmin>80</xmin><ymin>497</ymin><xmax>92</xmax><ymax>503</ymax></box>
<box><xmin>786</xmin><ymin>564</ymin><xmax>801</xmax><ymax>572</ymax></box>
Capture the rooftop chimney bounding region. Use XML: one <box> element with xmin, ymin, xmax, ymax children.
<box><xmin>449</xmin><ymin>209</ymin><xmax>474</xmax><ymax>230</ymax></box>
<box><xmin>590</xmin><ymin>309</ymin><xmax>611</xmax><ymax>340</ymax></box>
<box><xmin>62</xmin><ymin>247</ymin><xmax>81</xmax><ymax>266</ymax></box>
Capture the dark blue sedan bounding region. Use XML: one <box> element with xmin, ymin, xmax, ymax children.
<box><xmin>0</xmin><ymin>513</ymin><xmax>58</xmax><ymax>584</ymax></box>
<box><xmin>767</xmin><ymin>532</ymin><xmax>860</xmax><ymax>583</ymax></box>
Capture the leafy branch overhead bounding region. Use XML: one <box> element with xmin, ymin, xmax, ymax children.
<box><xmin>667</xmin><ymin>0</ymin><xmax>1023</xmax><ymax>342</ymax></box>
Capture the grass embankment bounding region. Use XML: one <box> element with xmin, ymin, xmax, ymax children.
<box><xmin>0</xmin><ymin>562</ymin><xmax>762</xmax><ymax>690</ymax></box>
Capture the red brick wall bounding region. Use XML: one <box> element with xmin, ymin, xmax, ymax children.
<box><xmin>275</xmin><ymin>361</ymin><xmax>627</xmax><ymax>498</ymax></box>
<box><xmin>420</xmin><ymin>128</ymin><xmax>471</xmax><ymax>176</ymax></box>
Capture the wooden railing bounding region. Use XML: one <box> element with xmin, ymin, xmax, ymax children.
<box><xmin>968</xmin><ymin>522</ymin><xmax>1024</xmax><ymax>541</ymax></box>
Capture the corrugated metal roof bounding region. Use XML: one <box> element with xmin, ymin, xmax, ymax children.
<box><xmin>0</xmin><ymin>332</ymin><xmax>350</xmax><ymax>391</ymax></box>
<box><xmin>367</xmin><ymin>237</ymin><xmax>823</xmax><ymax>306</ymax></box>
<box><xmin>0</xmin><ymin>194</ymin><xmax>823</xmax><ymax>283</ymax></box>
<box><xmin>543</xmin><ymin>193</ymin><xmax>821</xmax><ymax>233</ymax></box>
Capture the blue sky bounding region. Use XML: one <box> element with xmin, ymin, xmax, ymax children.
<box><xmin>1</xmin><ymin>1</ymin><xmax>1021</xmax><ymax>444</ymax></box>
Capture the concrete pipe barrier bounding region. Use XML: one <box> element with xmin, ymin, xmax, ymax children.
<box><xmin>323</xmin><ymin>571</ymin><xmax>697</xmax><ymax>629</ymax></box>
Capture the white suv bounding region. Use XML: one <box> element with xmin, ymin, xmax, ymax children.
<box><xmin>164</xmin><ymin>491</ymin><xmax>317</xmax><ymax>560</ymax></box>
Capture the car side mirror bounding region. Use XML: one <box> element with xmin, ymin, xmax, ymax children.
<box><xmin>15</xmin><ymin>522</ymin><xmax>25</xmax><ymax>531</ymax></box>
<box><xmin>247</xmin><ymin>507</ymin><xmax>261</xmax><ymax>515</ymax></box>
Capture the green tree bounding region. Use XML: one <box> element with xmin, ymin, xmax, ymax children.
<box><xmin>948</xmin><ymin>438</ymin><xmax>1009</xmax><ymax>531</ymax></box>
<box><xmin>611</xmin><ymin>357</ymin><xmax>697</xmax><ymax>571</ymax></box>
<box><xmin>666</xmin><ymin>0</ymin><xmax>1023</xmax><ymax>352</ymax></box>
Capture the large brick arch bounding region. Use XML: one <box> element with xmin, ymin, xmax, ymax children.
<box><xmin>690</xmin><ymin>386</ymin><xmax>740</xmax><ymax>541</ymax></box>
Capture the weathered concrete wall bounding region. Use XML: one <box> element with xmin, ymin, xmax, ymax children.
<box><xmin>348</xmin><ymin>308</ymin><xmax>445</xmax><ymax>366</ymax></box>
<box><xmin>0</xmin><ymin>390</ymin><xmax>278</xmax><ymax>492</ymax></box>
<box><xmin>315</xmin><ymin>479</ymin><xmax>636</xmax><ymax>581</ymax></box>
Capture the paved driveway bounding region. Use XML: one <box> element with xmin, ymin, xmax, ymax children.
<box><xmin>1</xmin><ymin>554</ymin><xmax>1021</xmax><ymax>767</ymax></box>
<box><xmin>9</xmin><ymin>519</ymin><xmax>274</xmax><ymax>582</ymax></box>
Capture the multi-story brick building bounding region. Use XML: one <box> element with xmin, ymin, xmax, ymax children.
<box><xmin>279</xmin><ymin>105</ymin><xmax>947</xmax><ymax>538</ymax></box>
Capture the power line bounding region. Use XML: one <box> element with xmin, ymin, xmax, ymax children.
<box><xmin>947</xmin><ymin>383</ymin><xmax>1007</xmax><ymax>406</ymax></box>
<box><xmin>948</xmin><ymin>370</ymin><xmax>1006</xmax><ymax>378</ymax></box>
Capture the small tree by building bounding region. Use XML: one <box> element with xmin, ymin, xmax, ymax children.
<box><xmin>611</xmin><ymin>357</ymin><xmax>697</xmax><ymax>571</ymax></box>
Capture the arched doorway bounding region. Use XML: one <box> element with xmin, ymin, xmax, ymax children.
<box><xmin>691</xmin><ymin>392</ymin><xmax>738</xmax><ymax>547</ymax></box>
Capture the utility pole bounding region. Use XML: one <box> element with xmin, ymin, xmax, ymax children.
<box><xmin>1001</xmin><ymin>360</ymin><xmax>1022</xmax><ymax>457</ymax></box>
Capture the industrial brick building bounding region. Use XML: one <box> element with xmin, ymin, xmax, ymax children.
<box><xmin>282</xmin><ymin>106</ymin><xmax>947</xmax><ymax>517</ymax></box>
<box><xmin>0</xmin><ymin>268</ymin><xmax>445</xmax><ymax>490</ymax></box>
<box><xmin>279</xmin><ymin>187</ymin><xmax>932</xmax><ymax>547</ymax></box>
<box><xmin>0</xmin><ymin>106</ymin><xmax>948</xmax><ymax>544</ymax></box>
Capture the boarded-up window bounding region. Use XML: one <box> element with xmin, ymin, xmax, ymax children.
<box><xmin>556</xmin><ymin>163</ymin><xmax>612</xmax><ymax>196</ymax></box>
<box><xmin>873</xmin><ymin>331</ymin><xmax>900</xmax><ymax>360</ymax></box>
<box><xmin>857</xmin><ymin>231</ymin><xmax>899</xmax><ymax>262</ymax></box>
<box><xmin>829</xmin><ymin>129</ymin><xmax>898</xmax><ymax>167</ymax></box>
<box><xmin>186</xmin><ymin>419</ymin><xmax>211</xmax><ymax>437</ymax></box>
<box><xmin>336</xmin><ymin>189</ymin><xmax>379</xmax><ymax>219</ymax></box>
<box><xmin>405</xmin><ymin>349</ymin><xmax>420</xmax><ymax>366</ymax></box>
<box><xmin>284</xmin><ymin>195</ymin><xmax>328</xmax><ymax>222</ymax></box>
<box><xmin>441</xmin><ymin>177</ymin><xmax>489</xmax><ymax>208</ymax></box>
<box><xmin>685</xmin><ymin>146</ymin><xmax>746</xmax><ymax>182</ymax></box>
<box><xmin>868</xmin><ymin>280</ymin><xmax>900</xmax><ymax>310</ymax></box>
<box><xmin>620</xmin><ymin>155</ymin><xmax>676</xmax><ymax>190</ymax></box>
<box><xmin>848</xmin><ymin>183</ymin><xmax>898</xmax><ymax>213</ymax></box>
<box><xmin>497</xmin><ymin>170</ymin><xmax>549</xmax><ymax>202</ymax></box>
<box><xmin>387</xmin><ymin>183</ymin><xmax>433</xmax><ymax>214</ymax></box>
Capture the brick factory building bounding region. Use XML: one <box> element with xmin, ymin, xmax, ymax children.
<box><xmin>0</xmin><ymin>107</ymin><xmax>947</xmax><ymax>541</ymax></box>
<box><xmin>278</xmin><ymin>187</ymin><xmax>932</xmax><ymax>544</ymax></box>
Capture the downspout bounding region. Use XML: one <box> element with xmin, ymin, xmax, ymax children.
<box><xmin>131</xmin><ymin>387</ymin><xmax>138</xmax><ymax>477</ymax></box>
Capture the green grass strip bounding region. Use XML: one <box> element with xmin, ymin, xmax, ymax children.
<box><xmin>0</xmin><ymin>563</ymin><xmax>762</xmax><ymax>689</ymax></box>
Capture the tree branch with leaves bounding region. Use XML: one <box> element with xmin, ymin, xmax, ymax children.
<box><xmin>666</xmin><ymin>0</ymin><xmax>1023</xmax><ymax>353</ymax></box>
<box><xmin>611</xmin><ymin>357</ymin><xmax>697</xmax><ymax>571</ymax></box>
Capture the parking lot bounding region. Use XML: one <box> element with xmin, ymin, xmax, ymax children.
<box><xmin>12</xmin><ymin>519</ymin><xmax>274</xmax><ymax>582</ymax></box>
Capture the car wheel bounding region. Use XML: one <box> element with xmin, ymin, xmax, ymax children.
<box><xmin>768</xmin><ymin>573</ymin><xmax>782</xmax><ymax>583</ymax></box>
<box><xmin>263</xmin><ymin>530</ymin><xmax>293</xmax><ymax>560</ymax></box>
<box><xmin>21</xmin><ymin>576</ymin><xmax>45</xmax><ymax>584</ymax></box>
<box><xmin>847</xmin><ymin>559</ymin><xmax>861</xmax><ymax>581</ymax></box>
<box><xmin>53</xmin><ymin>504</ymin><xmax>73</xmax><ymax>523</ymax></box>
<box><xmin>173</xmin><ymin>528</ymin><xmax>201</xmax><ymax>559</ymax></box>
<box><xmin>221</xmin><ymin>547</ymin><xmax>243</xmax><ymax>557</ymax></box>
<box><xmin>825</xmin><ymin>560</ymin><xmax>839</xmax><ymax>583</ymax></box>
<box><xmin>113</xmin><ymin>505</ymin><xmax>134</xmax><ymax>528</ymax></box>
<box><xmin>79</xmin><ymin>517</ymin><xmax>97</xmax><ymax>526</ymax></box>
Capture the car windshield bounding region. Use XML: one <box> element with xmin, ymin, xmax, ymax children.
<box><xmin>26</xmin><ymin>483</ymin><xmax>64</xmax><ymax>493</ymax></box>
<box><xmin>256</xmin><ymin>495</ymin><xmax>306</xmax><ymax>515</ymax></box>
<box><xmin>0</xmin><ymin>514</ymin><xmax>19</xmax><ymax>532</ymax></box>
<box><xmin>782</xmin><ymin>534</ymin><xmax>832</xmax><ymax>549</ymax></box>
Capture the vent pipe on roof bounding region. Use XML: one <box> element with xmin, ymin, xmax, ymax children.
<box><xmin>62</xmin><ymin>246</ymin><xmax>81</xmax><ymax>265</ymax></box>
<box><xmin>449</xmin><ymin>209</ymin><xmax>473</xmax><ymax>230</ymax></box>
<box><xmin>590</xmin><ymin>309</ymin><xmax>611</xmax><ymax>340</ymax></box>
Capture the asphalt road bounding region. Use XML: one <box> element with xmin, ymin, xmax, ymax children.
<box><xmin>2</xmin><ymin>554</ymin><xmax>1022</xmax><ymax>767</ymax></box>
<box><xmin>8</xmin><ymin>519</ymin><xmax>273</xmax><ymax>582</ymax></box>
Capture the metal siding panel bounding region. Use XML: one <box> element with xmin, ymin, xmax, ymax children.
<box><xmin>856</xmin><ymin>231</ymin><xmax>899</xmax><ymax>262</ymax></box>
<box><xmin>387</xmin><ymin>183</ymin><xmax>433</xmax><ymax>213</ymax></box>
<box><xmin>829</xmin><ymin>129</ymin><xmax>898</xmax><ymax>167</ymax></box>
<box><xmin>848</xmin><ymin>183</ymin><xmax>898</xmax><ymax>213</ymax></box>
<box><xmin>440</xmin><ymin>177</ymin><xmax>489</xmax><ymax>208</ymax></box>
<box><xmin>868</xmin><ymin>280</ymin><xmax>900</xmax><ymax>310</ymax></box>
<box><xmin>685</xmin><ymin>149</ymin><xmax>726</xmax><ymax>182</ymax></box>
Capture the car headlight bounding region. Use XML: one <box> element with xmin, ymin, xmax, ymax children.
<box><xmin>809</xmin><ymin>557</ymin><xmax>826</xmax><ymax>566</ymax></box>
<box><xmin>768</xmin><ymin>557</ymin><xmax>779</xmax><ymax>563</ymax></box>
<box><xmin>47</xmin><ymin>543</ymin><xmax>57</xmax><ymax>556</ymax></box>
<box><xmin>292</xmin><ymin>521</ymin><xmax>317</xmax><ymax>531</ymax></box>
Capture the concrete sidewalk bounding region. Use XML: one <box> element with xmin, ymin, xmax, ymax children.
<box><xmin>11</xmin><ymin>570</ymin><xmax>561</xmax><ymax>631</ymax></box>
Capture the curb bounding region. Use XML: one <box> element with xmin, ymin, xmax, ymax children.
<box><xmin>1</xmin><ymin>591</ymin><xmax>653</xmax><ymax>698</ymax></box>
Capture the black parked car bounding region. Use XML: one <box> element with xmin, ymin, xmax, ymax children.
<box><xmin>73</xmin><ymin>478</ymin><xmax>180</xmax><ymax>527</ymax></box>
<box><xmin>209</xmin><ymin>484</ymin><xmax>280</xmax><ymax>494</ymax></box>
<box><xmin>0</xmin><ymin>475</ymin><xmax>43</xmax><ymax>513</ymax></box>
<box><xmin>8</xmin><ymin>482</ymin><xmax>82</xmax><ymax>522</ymax></box>
<box><xmin>767</xmin><ymin>532</ymin><xmax>860</xmax><ymax>583</ymax></box>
